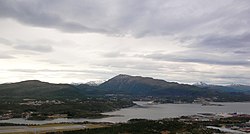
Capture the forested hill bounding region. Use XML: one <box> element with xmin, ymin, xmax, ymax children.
<box><xmin>0</xmin><ymin>80</ymin><xmax>80</xmax><ymax>97</ymax></box>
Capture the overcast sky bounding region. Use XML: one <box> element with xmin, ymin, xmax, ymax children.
<box><xmin>0</xmin><ymin>0</ymin><xmax>250</xmax><ymax>85</ymax></box>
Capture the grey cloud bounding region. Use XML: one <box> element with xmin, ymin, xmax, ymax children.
<box><xmin>216</xmin><ymin>75</ymin><xmax>250</xmax><ymax>80</ymax></box>
<box><xmin>0</xmin><ymin>1</ymin><xmax>110</xmax><ymax>34</ymax></box>
<box><xmin>1</xmin><ymin>0</ymin><xmax>250</xmax><ymax>37</ymax></box>
<box><xmin>0</xmin><ymin>37</ymin><xmax>53</xmax><ymax>53</ymax></box>
<box><xmin>194</xmin><ymin>33</ymin><xmax>250</xmax><ymax>50</ymax></box>
<box><xmin>175</xmin><ymin>32</ymin><xmax>250</xmax><ymax>67</ymax></box>
<box><xmin>14</xmin><ymin>43</ymin><xmax>52</xmax><ymax>53</ymax></box>
<box><xmin>179</xmin><ymin>32</ymin><xmax>250</xmax><ymax>62</ymax></box>
<box><xmin>96</xmin><ymin>59</ymin><xmax>166</xmax><ymax>72</ymax></box>
<box><xmin>214</xmin><ymin>74</ymin><xmax>250</xmax><ymax>85</ymax></box>
<box><xmin>38</xmin><ymin>59</ymin><xmax>66</xmax><ymax>65</ymax></box>
<box><xmin>8</xmin><ymin>69</ymin><xmax>109</xmax><ymax>74</ymax></box>
<box><xmin>0</xmin><ymin>53</ymin><xmax>15</xmax><ymax>59</ymax></box>
<box><xmin>233</xmin><ymin>50</ymin><xmax>250</xmax><ymax>54</ymax></box>
<box><xmin>143</xmin><ymin>51</ymin><xmax>250</xmax><ymax>66</ymax></box>
<box><xmin>0</xmin><ymin>37</ymin><xmax>13</xmax><ymax>46</ymax></box>
<box><xmin>102</xmin><ymin>52</ymin><xmax>126</xmax><ymax>58</ymax></box>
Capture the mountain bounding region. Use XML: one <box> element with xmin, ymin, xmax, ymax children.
<box><xmin>99</xmin><ymin>74</ymin><xmax>206</xmax><ymax>96</ymax></box>
<box><xmin>85</xmin><ymin>80</ymin><xmax>104</xmax><ymax>86</ymax></box>
<box><xmin>98</xmin><ymin>74</ymin><xmax>250</xmax><ymax>102</ymax></box>
<box><xmin>193</xmin><ymin>82</ymin><xmax>209</xmax><ymax>87</ymax></box>
<box><xmin>0</xmin><ymin>80</ymin><xmax>81</xmax><ymax>97</ymax></box>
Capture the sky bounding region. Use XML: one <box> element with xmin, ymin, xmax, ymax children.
<box><xmin>0</xmin><ymin>0</ymin><xmax>250</xmax><ymax>85</ymax></box>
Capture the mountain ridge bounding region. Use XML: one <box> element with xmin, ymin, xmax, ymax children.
<box><xmin>0</xmin><ymin>74</ymin><xmax>250</xmax><ymax>100</ymax></box>
<box><xmin>99</xmin><ymin>74</ymin><xmax>206</xmax><ymax>96</ymax></box>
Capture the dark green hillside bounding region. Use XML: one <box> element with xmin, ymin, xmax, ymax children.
<box><xmin>0</xmin><ymin>80</ymin><xmax>81</xmax><ymax>97</ymax></box>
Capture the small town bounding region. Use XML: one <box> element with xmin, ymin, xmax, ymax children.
<box><xmin>177</xmin><ymin>113</ymin><xmax>250</xmax><ymax>133</ymax></box>
<box><xmin>19</xmin><ymin>99</ymin><xmax>64</xmax><ymax>106</ymax></box>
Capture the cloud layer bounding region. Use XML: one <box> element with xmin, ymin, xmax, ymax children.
<box><xmin>0</xmin><ymin>0</ymin><xmax>249</xmax><ymax>36</ymax></box>
<box><xmin>0</xmin><ymin>37</ymin><xmax>53</xmax><ymax>53</ymax></box>
<box><xmin>0</xmin><ymin>0</ymin><xmax>250</xmax><ymax>85</ymax></box>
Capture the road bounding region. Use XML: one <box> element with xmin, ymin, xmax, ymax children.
<box><xmin>0</xmin><ymin>125</ymin><xmax>86</xmax><ymax>134</ymax></box>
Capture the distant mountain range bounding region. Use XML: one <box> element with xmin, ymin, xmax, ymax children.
<box><xmin>193</xmin><ymin>81</ymin><xmax>250</xmax><ymax>94</ymax></box>
<box><xmin>85</xmin><ymin>80</ymin><xmax>104</xmax><ymax>86</ymax></box>
<box><xmin>0</xmin><ymin>74</ymin><xmax>250</xmax><ymax>101</ymax></box>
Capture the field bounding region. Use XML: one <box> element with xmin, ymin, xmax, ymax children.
<box><xmin>0</xmin><ymin>123</ymin><xmax>108</xmax><ymax>134</ymax></box>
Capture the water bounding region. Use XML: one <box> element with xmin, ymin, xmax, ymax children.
<box><xmin>207</xmin><ymin>126</ymin><xmax>248</xmax><ymax>134</ymax></box>
<box><xmin>1</xmin><ymin>101</ymin><xmax>250</xmax><ymax>124</ymax></box>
